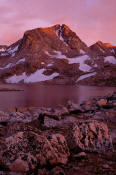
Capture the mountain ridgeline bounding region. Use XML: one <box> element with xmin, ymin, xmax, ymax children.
<box><xmin>0</xmin><ymin>24</ymin><xmax>116</xmax><ymax>86</ymax></box>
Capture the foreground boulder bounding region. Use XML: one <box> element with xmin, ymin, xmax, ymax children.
<box><xmin>0</xmin><ymin>131</ymin><xmax>69</xmax><ymax>173</ymax></box>
<box><xmin>67</xmin><ymin>120</ymin><xmax>113</xmax><ymax>153</ymax></box>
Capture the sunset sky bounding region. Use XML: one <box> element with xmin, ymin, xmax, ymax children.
<box><xmin>0</xmin><ymin>0</ymin><xmax>116</xmax><ymax>46</ymax></box>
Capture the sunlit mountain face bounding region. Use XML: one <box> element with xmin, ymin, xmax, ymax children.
<box><xmin>0</xmin><ymin>24</ymin><xmax>116</xmax><ymax>86</ymax></box>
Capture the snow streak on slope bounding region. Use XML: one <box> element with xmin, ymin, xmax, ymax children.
<box><xmin>76</xmin><ymin>72</ymin><xmax>96</xmax><ymax>82</ymax></box>
<box><xmin>0</xmin><ymin>58</ymin><xmax>26</xmax><ymax>70</ymax></box>
<box><xmin>0</xmin><ymin>63</ymin><xmax>12</xmax><ymax>70</ymax></box>
<box><xmin>16</xmin><ymin>58</ymin><xmax>26</xmax><ymax>65</ymax></box>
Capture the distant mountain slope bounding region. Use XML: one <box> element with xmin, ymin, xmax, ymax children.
<box><xmin>90</xmin><ymin>41</ymin><xmax>116</xmax><ymax>56</ymax></box>
<box><xmin>0</xmin><ymin>24</ymin><xmax>116</xmax><ymax>86</ymax></box>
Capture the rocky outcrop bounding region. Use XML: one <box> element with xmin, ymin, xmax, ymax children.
<box><xmin>0</xmin><ymin>132</ymin><xmax>69</xmax><ymax>173</ymax></box>
<box><xmin>20</xmin><ymin>24</ymin><xmax>90</xmax><ymax>56</ymax></box>
<box><xmin>67</xmin><ymin>120</ymin><xmax>113</xmax><ymax>153</ymax></box>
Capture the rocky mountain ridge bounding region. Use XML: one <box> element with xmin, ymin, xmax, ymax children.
<box><xmin>0</xmin><ymin>24</ymin><xmax>116</xmax><ymax>86</ymax></box>
<box><xmin>90</xmin><ymin>41</ymin><xmax>116</xmax><ymax>56</ymax></box>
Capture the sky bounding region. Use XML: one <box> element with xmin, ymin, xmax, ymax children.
<box><xmin>0</xmin><ymin>0</ymin><xmax>116</xmax><ymax>46</ymax></box>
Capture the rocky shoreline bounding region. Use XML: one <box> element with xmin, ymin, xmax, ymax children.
<box><xmin>0</xmin><ymin>92</ymin><xmax>116</xmax><ymax>175</ymax></box>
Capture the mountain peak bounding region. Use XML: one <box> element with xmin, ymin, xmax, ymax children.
<box><xmin>94</xmin><ymin>41</ymin><xmax>105</xmax><ymax>46</ymax></box>
<box><xmin>17</xmin><ymin>24</ymin><xmax>89</xmax><ymax>56</ymax></box>
<box><xmin>0</xmin><ymin>24</ymin><xmax>116</xmax><ymax>86</ymax></box>
<box><xmin>104</xmin><ymin>43</ymin><xmax>116</xmax><ymax>48</ymax></box>
<box><xmin>93</xmin><ymin>41</ymin><xmax>116</xmax><ymax>48</ymax></box>
<box><xmin>90</xmin><ymin>41</ymin><xmax>116</xmax><ymax>56</ymax></box>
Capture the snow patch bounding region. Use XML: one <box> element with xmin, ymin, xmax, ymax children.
<box><xmin>47</xmin><ymin>63</ymin><xmax>53</xmax><ymax>67</ymax></box>
<box><xmin>7</xmin><ymin>45</ymin><xmax>19</xmax><ymax>57</ymax></box>
<box><xmin>0</xmin><ymin>63</ymin><xmax>12</xmax><ymax>70</ymax></box>
<box><xmin>104</xmin><ymin>56</ymin><xmax>116</xmax><ymax>64</ymax></box>
<box><xmin>41</xmin><ymin>62</ymin><xmax>45</xmax><ymax>65</ymax></box>
<box><xmin>111</xmin><ymin>49</ymin><xmax>115</xmax><ymax>54</ymax></box>
<box><xmin>0</xmin><ymin>52</ymin><xmax>9</xmax><ymax>56</ymax></box>
<box><xmin>67</xmin><ymin>55</ymin><xmax>91</xmax><ymax>72</ymax></box>
<box><xmin>53</xmin><ymin>51</ymin><xmax>67</xmax><ymax>59</ymax></box>
<box><xmin>94</xmin><ymin>64</ymin><xmax>98</xmax><ymax>68</ymax></box>
<box><xmin>45</xmin><ymin>51</ymin><xmax>91</xmax><ymax>72</ymax></box>
<box><xmin>45</xmin><ymin>51</ymin><xmax>67</xmax><ymax>59</ymax></box>
<box><xmin>80</xmin><ymin>49</ymin><xmax>85</xmax><ymax>54</ymax></box>
<box><xmin>56</xmin><ymin>27</ymin><xmax>68</xmax><ymax>46</ymax></box>
<box><xmin>16</xmin><ymin>58</ymin><xmax>25</xmax><ymax>65</ymax></box>
<box><xmin>76</xmin><ymin>72</ymin><xmax>96</xmax><ymax>82</ymax></box>
<box><xmin>0</xmin><ymin>58</ymin><xmax>26</xmax><ymax>70</ymax></box>
<box><xmin>6</xmin><ymin>73</ymin><xmax>26</xmax><ymax>83</ymax></box>
<box><xmin>6</xmin><ymin>69</ymin><xmax>59</xmax><ymax>83</ymax></box>
<box><xmin>0</xmin><ymin>48</ymin><xmax>5</xmax><ymax>52</ymax></box>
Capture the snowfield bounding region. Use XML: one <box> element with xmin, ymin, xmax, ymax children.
<box><xmin>6</xmin><ymin>69</ymin><xmax>59</xmax><ymax>83</ymax></box>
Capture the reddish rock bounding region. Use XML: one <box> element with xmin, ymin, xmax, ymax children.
<box><xmin>67</xmin><ymin>120</ymin><xmax>113</xmax><ymax>153</ymax></box>
<box><xmin>9</xmin><ymin>157</ymin><xmax>29</xmax><ymax>173</ymax></box>
<box><xmin>90</xmin><ymin>41</ymin><xmax>116</xmax><ymax>56</ymax></box>
<box><xmin>0</xmin><ymin>131</ymin><xmax>69</xmax><ymax>173</ymax></box>
<box><xmin>50</xmin><ymin>166</ymin><xmax>65</xmax><ymax>175</ymax></box>
<box><xmin>97</xmin><ymin>99</ymin><xmax>107</xmax><ymax>106</ymax></box>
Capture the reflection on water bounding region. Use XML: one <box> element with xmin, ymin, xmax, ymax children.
<box><xmin>0</xmin><ymin>83</ymin><xmax>115</xmax><ymax>111</ymax></box>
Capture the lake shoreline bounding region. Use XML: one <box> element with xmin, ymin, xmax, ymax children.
<box><xmin>0</xmin><ymin>84</ymin><xmax>116</xmax><ymax>112</ymax></box>
<box><xmin>0</xmin><ymin>87</ymin><xmax>24</xmax><ymax>91</ymax></box>
<box><xmin>0</xmin><ymin>92</ymin><xmax>116</xmax><ymax>174</ymax></box>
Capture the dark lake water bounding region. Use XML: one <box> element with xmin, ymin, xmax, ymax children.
<box><xmin>0</xmin><ymin>83</ymin><xmax>116</xmax><ymax>111</ymax></box>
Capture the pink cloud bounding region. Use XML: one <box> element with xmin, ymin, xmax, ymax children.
<box><xmin>0</xmin><ymin>0</ymin><xmax>116</xmax><ymax>46</ymax></box>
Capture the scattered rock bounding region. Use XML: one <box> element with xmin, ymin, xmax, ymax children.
<box><xmin>9</xmin><ymin>157</ymin><xmax>29</xmax><ymax>173</ymax></box>
<box><xmin>67</xmin><ymin>120</ymin><xmax>113</xmax><ymax>153</ymax></box>
<box><xmin>97</xmin><ymin>99</ymin><xmax>107</xmax><ymax>106</ymax></box>
<box><xmin>102</xmin><ymin>164</ymin><xmax>109</xmax><ymax>169</ymax></box>
<box><xmin>49</xmin><ymin>134</ymin><xmax>70</xmax><ymax>165</ymax></box>
<box><xmin>73</xmin><ymin>152</ymin><xmax>87</xmax><ymax>158</ymax></box>
<box><xmin>0</xmin><ymin>92</ymin><xmax>116</xmax><ymax>174</ymax></box>
<box><xmin>50</xmin><ymin>166</ymin><xmax>65</xmax><ymax>175</ymax></box>
<box><xmin>67</xmin><ymin>101</ymin><xmax>82</xmax><ymax>113</ymax></box>
<box><xmin>38</xmin><ymin>168</ymin><xmax>49</xmax><ymax>175</ymax></box>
